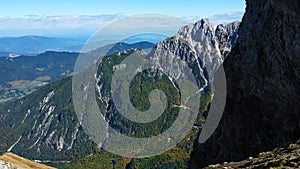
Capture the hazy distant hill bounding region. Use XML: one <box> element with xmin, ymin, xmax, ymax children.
<box><xmin>0</xmin><ymin>52</ymin><xmax>12</xmax><ymax>57</ymax></box>
<box><xmin>122</xmin><ymin>33</ymin><xmax>169</xmax><ymax>44</ymax></box>
<box><xmin>0</xmin><ymin>51</ymin><xmax>78</xmax><ymax>84</ymax></box>
<box><xmin>0</xmin><ymin>41</ymin><xmax>155</xmax><ymax>85</ymax></box>
<box><xmin>0</xmin><ymin>35</ymin><xmax>85</xmax><ymax>54</ymax></box>
<box><xmin>0</xmin><ymin>41</ymin><xmax>155</xmax><ymax>103</ymax></box>
<box><xmin>0</xmin><ymin>34</ymin><xmax>168</xmax><ymax>55</ymax></box>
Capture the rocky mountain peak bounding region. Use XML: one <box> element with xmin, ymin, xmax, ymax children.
<box><xmin>177</xmin><ymin>18</ymin><xmax>215</xmax><ymax>43</ymax></box>
<box><xmin>154</xmin><ymin>19</ymin><xmax>239</xmax><ymax>83</ymax></box>
<box><xmin>176</xmin><ymin>18</ymin><xmax>221</xmax><ymax>80</ymax></box>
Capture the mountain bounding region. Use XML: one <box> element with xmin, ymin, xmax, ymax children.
<box><xmin>152</xmin><ymin>19</ymin><xmax>239</xmax><ymax>85</ymax></box>
<box><xmin>0</xmin><ymin>35</ymin><xmax>85</xmax><ymax>54</ymax></box>
<box><xmin>0</xmin><ymin>41</ymin><xmax>156</xmax><ymax>85</ymax></box>
<box><xmin>0</xmin><ymin>20</ymin><xmax>238</xmax><ymax>168</ymax></box>
<box><xmin>0</xmin><ymin>51</ymin><xmax>78</xmax><ymax>84</ymax></box>
<box><xmin>122</xmin><ymin>33</ymin><xmax>169</xmax><ymax>44</ymax></box>
<box><xmin>190</xmin><ymin>0</ymin><xmax>300</xmax><ymax>168</ymax></box>
<box><xmin>0</xmin><ymin>41</ymin><xmax>155</xmax><ymax>103</ymax></box>
<box><xmin>0</xmin><ymin>52</ymin><xmax>13</xmax><ymax>58</ymax></box>
<box><xmin>0</xmin><ymin>51</ymin><xmax>78</xmax><ymax>103</ymax></box>
<box><xmin>97</xmin><ymin>41</ymin><xmax>155</xmax><ymax>55</ymax></box>
<box><xmin>0</xmin><ymin>34</ymin><xmax>167</xmax><ymax>55</ymax></box>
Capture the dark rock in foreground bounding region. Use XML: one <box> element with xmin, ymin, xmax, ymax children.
<box><xmin>190</xmin><ymin>0</ymin><xmax>300</xmax><ymax>168</ymax></box>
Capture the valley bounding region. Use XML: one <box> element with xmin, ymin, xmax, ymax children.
<box><xmin>0</xmin><ymin>19</ymin><xmax>239</xmax><ymax>168</ymax></box>
<box><xmin>0</xmin><ymin>42</ymin><xmax>155</xmax><ymax>103</ymax></box>
<box><xmin>0</xmin><ymin>0</ymin><xmax>299</xmax><ymax>168</ymax></box>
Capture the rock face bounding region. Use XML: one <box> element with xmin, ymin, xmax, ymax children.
<box><xmin>0</xmin><ymin>160</ymin><xmax>19</xmax><ymax>169</ymax></box>
<box><xmin>153</xmin><ymin>19</ymin><xmax>240</xmax><ymax>84</ymax></box>
<box><xmin>0</xmin><ymin>77</ymin><xmax>93</xmax><ymax>160</ymax></box>
<box><xmin>190</xmin><ymin>0</ymin><xmax>300</xmax><ymax>168</ymax></box>
<box><xmin>175</xmin><ymin>19</ymin><xmax>223</xmax><ymax>80</ymax></box>
<box><xmin>215</xmin><ymin>21</ymin><xmax>240</xmax><ymax>58</ymax></box>
<box><xmin>96</xmin><ymin>19</ymin><xmax>239</xmax><ymax>141</ymax></box>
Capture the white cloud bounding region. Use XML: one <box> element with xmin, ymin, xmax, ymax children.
<box><xmin>0</xmin><ymin>14</ymin><xmax>123</xmax><ymax>37</ymax></box>
<box><xmin>1</xmin><ymin>14</ymin><xmax>122</xmax><ymax>29</ymax></box>
<box><xmin>208</xmin><ymin>11</ymin><xmax>244</xmax><ymax>25</ymax></box>
<box><xmin>180</xmin><ymin>11</ymin><xmax>244</xmax><ymax>27</ymax></box>
<box><xmin>0</xmin><ymin>12</ymin><xmax>244</xmax><ymax>37</ymax></box>
<box><xmin>0</xmin><ymin>14</ymin><xmax>188</xmax><ymax>38</ymax></box>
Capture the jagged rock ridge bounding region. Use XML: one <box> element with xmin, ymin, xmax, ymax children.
<box><xmin>215</xmin><ymin>21</ymin><xmax>240</xmax><ymax>58</ymax></box>
<box><xmin>152</xmin><ymin>19</ymin><xmax>239</xmax><ymax>84</ymax></box>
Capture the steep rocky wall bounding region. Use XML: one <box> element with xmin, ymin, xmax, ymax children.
<box><xmin>190</xmin><ymin>0</ymin><xmax>300</xmax><ymax>168</ymax></box>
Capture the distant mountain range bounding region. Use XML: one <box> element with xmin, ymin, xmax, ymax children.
<box><xmin>0</xmin><ymin>52</ymin><xmax>12</xmax><ymax>57</ymax></box>
<box><xmin>0</xmin><ymin>35</ymin><xmax>85</xmax><ymax>54</ymax></box>
<box><xmin>0</xmin><ymin>34</ymin><xmax>169</xmax><ymax>55</ymax></box>
<box><xmin>122</xmin><ymin>33</ymin><xmax>169</xmax><ymax>44</ymax></box>
<box><xmin>0</xmin><ymin>41</ymin><xmax>155</xmax><ymax>85</ymax></box>
<box><xmin>0</xmin><ymin>41</ymin><xmax>155</xmax><ymax>103</ymax></box>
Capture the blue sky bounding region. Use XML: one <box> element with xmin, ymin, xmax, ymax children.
<box><xmin>1</xmin><ymin>0</ymin><xmax>245</xmax><ymax>17</ymax></box>
<box><xmin>0</xmin><ymin>0</ymin><xmax>246</xmax><ymax>37</ymax></box>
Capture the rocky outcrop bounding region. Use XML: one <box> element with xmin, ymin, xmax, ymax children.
<box><xmin>215</xmin><ymin>21</ymin><xmax>240</xmax><ymax>58</ymax></box>
<box><xmin>0</xmin><ymin>152</ymin><xmax>56</xmax><ymax>169</ymax></box>
<box><xmin>190</xmin><ymin>0</ymin><xmax>300</xmax><ymax>168</ymax></box>
<box><xmin>205</xmin><ymin>140</ymin><xmax>300</xmax><ymax>169</ymax></box>
<box><xmin>175</xmin><ymin>19</ymin><xmax>223</xmax><ymax>80</ymax></box>
<box><xmin>0</xmin><ymin>160</ymin><xmax>20</xmax><ymax>169</ymax></box>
